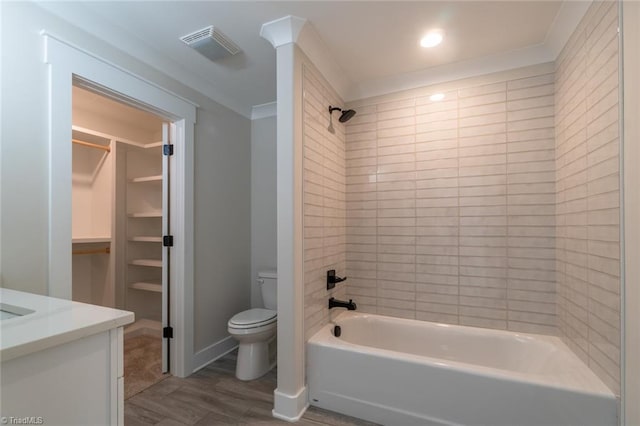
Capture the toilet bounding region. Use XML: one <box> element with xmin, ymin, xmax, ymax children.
<box><xmin>227</xmin><ymin>270</ymin><xmax>277</xmax><ymax>380</ymax></box>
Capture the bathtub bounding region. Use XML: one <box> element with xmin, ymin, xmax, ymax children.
<box><xmin>307</xmin><ymin>311</ymin><xmax>617</xmax><ymax>426</ymax></box>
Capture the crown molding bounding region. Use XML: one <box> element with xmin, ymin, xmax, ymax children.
<box><xmin>260</xmin><ymin>15</ymin><xmax>307</xmax><ymax>48</ymax></box>
<box><xmin>261</xmin><ymin>15</ymin><xmax>351</xmax><ymax>101</ymax></box>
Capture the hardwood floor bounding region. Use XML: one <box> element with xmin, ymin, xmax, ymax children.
<box><xmin>125</xmin><ymin>351</ymin><xmax>378</xmax><ymax>425</ymax></box>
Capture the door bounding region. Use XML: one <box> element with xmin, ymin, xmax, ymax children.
<box><xmin>161</xmin><ymin>122</ymin><xmax>173</xmax><ymax>373</ymax></box>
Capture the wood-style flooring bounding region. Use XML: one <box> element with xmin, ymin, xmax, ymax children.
<box><xmin>125</xmin><ymin>351</ymin><xmax>378</xmax><ymax>425</ymax></box>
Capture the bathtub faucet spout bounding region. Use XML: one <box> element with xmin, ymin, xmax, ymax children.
<box><xmin>328</xmin><ymin>297</ymin><xmax>357</xmax><ymax>310</ymax></box>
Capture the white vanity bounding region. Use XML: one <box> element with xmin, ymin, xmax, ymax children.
<box><xmin>0</xmin><ymin>288</ymin><xmax>134</xmax><ymax>425</ymax></box>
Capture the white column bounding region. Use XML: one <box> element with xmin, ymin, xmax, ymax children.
<box><xmin>261</xmin><ymin>16</ymin><xmax>309</xmax><ymax>422</ymax></box>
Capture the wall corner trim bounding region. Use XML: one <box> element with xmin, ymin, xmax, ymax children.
<box><xmin>272</xmin><ymin>387</ymin><xmax>310</xmax><ymax>422</ymax></box>
<box><xmin>260</xmin><ymin>15</ymin><xmax>308</xmax><ymax>48</ymax></box>
<box><xmin>251</xmin><ymin>102</ymin><xmax>277</xmax><ymax>120</ymax></box>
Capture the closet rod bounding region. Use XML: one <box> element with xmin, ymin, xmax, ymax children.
<box><xmin>72</xmin><ymin>247</ymin><xmax>111</xmax><ymax>255</ymax></box>
<box><xmin>72</xmin><ymin>139</ymin><xmax>111</xmax><ymax>153</ymax></box>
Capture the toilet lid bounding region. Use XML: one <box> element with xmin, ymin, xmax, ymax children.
<box><xmin>229</xmin><ymin>308</ymin><xmax>277</xmax><ymax>329</ymax></box>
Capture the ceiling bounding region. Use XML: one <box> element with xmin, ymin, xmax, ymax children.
<box><xmin>73</xmin><ymin>86</ymin><xmax>164</xmax><ymax>137</ymax></box>
<box><xmin>37</xmin><ymin>1</ymin><xmax>584</xmax><ymax>119</ymax></box>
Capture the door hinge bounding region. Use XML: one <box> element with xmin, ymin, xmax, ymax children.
<box><xmin>163</xmin><ymin>326</ymin><xmax>173</xmax><ymax>339</ymax></box>
<box><xmin>163</xmin><ymin>144</ymin><xmax>174</xmax><ymax>156</ymax></box>
<box><xmin>163</xmin><ymin>235</ymin><xmax>174</xmax><ymax>247</ymax></box>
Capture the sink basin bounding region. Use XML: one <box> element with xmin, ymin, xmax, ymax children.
<box><xmin>0</xmin><ymin>303</ymin><xmax>34</xmax><ymax>320</ymax></box>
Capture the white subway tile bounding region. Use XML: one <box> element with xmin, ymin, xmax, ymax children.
<box><xmin>508</xmin><ymin>73</ymin><xmax>554</xmax><ymax>91</ymax></box>
<box><xmin>378</xmin><ymin>126</ymin><xmax>416</xmax><ymax>139</ymax></box>
<box><xmin>376</xmin><ymin>134</ymin><xmax>414</xmax><ymax>148</ymax></box>
<box><xmin>507</xmin><ymin>83</ymin><xmax>554</xmax><ymax>101</ymax></box>
<box><xmin>460</xmin><ymin>112</ymin><xmax>506</xmax><ymax>128</ymax></box>
<box><xmin>377</xmin><ymin>144</ymin><xmax>415</xmax><ymax>157</ymax></box>
<box><xmin>507</xmin><ymin>95</ymin><xmax>554</xmax><ymax>112</ymax></box>
<box><xmin>459</xmin><ymin>164</ymin><xmax>506</xmax><ymax>177</ymax></box>
<box><xmin>459</xmin><ymin>122</ymin><xmax>507</xmax><ymax>138</ymax></box>
<box><xmin>459</xmin><ymin>82</ymin><xmax>506</xmax><ymax>98</ymax></box>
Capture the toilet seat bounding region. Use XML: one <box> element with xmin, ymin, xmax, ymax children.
<box><xmin>228</xmin><ymin>308</ymin><xmax>277</xmax><ymax>330</ymax></box>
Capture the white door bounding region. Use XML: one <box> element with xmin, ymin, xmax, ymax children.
<box><xmin>161</xmin><ymin>122</ymin><xmax>173</xmax><ymax>373</ymax></box>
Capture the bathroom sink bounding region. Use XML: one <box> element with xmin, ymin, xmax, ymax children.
<box><xmin>0</xmin><ymin>303</ymin><xmax>34</xmax><ymax>320</ymax></box>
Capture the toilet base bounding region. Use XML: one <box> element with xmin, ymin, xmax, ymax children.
<box><xmin>236</xmin><ymin>339</ymin><xmax>275</xmax><ymax>380</ymax></box>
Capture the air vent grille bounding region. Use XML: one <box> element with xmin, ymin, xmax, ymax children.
<box><xmin>210</xmin><ymin>29</ymin><xmax>241</xmax><ymax>55</ymax></box>
<box><xmin>180</xmin><ymin>27</ymin><xmax>213</xmax><ymax>45</ymax></box>
<box><xmin>180</xmin><ymin>25</ymin><xmax>240</xmax><ymax>60</ymax></box>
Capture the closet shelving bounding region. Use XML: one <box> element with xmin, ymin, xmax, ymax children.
<box><xmin>129</xmin><ymin>259</ymin><xmax>162</xmax><ymax>267</ymax></box>
<box><xmin>129</xmin><ymin>236</ymin><xmax>162</xmax><ymax>243</ymax></box>
<box><xmin>128</xmin><ymin>212</ymin><xmax>162</xmax><ymax>218</ymax></box>
<box><xmin>129</xmin><ymin>282</ymin><xmax>162</xmax><ymax>293</ymax></box>
<box><xmin>130</xmin><ymin>175</ymin><xmax>162</xmax><ymax>183</ymax></box>
<box><xmin>71</xmin><ymin>123</ymin><xmax>165</xmax><ymax>321</ymax></box>
<box><xmin>125</xmin><ymin>139</ymin><xmax>164</xmax><ymax>300</ymax></box>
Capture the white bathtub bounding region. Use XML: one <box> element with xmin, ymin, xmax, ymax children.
<box><xmin>307</xmin><ymin>311</ymin><xmax>617</xmax><ymax>426</ymax></box>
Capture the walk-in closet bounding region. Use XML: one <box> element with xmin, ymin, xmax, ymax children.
<box><xmin>71</xmin><ymin>85</ymin><xmax>169</xmax><ymax>398</ymax></box>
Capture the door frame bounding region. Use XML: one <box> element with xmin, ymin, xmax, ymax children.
<box><xmin>43</xmin><ymin>32</ymin><xmax>197</xmax><ymax>377</ymax></box>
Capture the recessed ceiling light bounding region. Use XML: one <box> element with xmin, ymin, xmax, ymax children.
<box><xmin>420</xmin><ymin>30</ymin><xmax>444</xmax><ymax>48</ymax></box>
<box><xmin>429</xmin><ymin>93</ymin><xmax>445</xmax><ymax>102</ymax></box>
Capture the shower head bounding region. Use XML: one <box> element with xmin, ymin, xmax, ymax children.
<box><xmin>327</xmin><ymin>106</ymin><xmax>357</xmax><ymax>133</ymax></box>
<box><xmin>338</xmin><ymin>109</ymin><xmax>356</xmax><ymax>123</ymax></box>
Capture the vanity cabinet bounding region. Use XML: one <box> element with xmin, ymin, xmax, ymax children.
<box><xmin>0</xmin><ymin>289</ymin><xmax>133</xmax><ymax>425</ymax></box>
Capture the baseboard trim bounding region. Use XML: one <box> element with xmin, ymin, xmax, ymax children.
<box><xmin>272</xmin><ymin>386</ymin><xmax>309</xmax><ymax>422</ymax></box>
<box><xmin>191</xmin><ymin>336</ymin><xmax>238</xmax><ymax>373</ymax></box>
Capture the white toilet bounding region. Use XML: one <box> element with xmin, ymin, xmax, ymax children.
<box><xmin>227</xmin><ymin>270</ymin><xmax>277</xmax><ymax>381</ymax></box>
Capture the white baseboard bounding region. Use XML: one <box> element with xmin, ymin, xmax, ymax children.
<box><xmin>191</xmin><ymin>336</ymin><xmax>238</xmax><ymax>373</ymax></box>
<box><xmin>272</xmin><ymin>386</ymin><xmax>309</xmax><ymax>422</ymax></box>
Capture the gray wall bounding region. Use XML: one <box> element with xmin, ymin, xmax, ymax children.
<box><xmin>1</xmin><ymin>2</ymin><xmax>251</xmax><ymax>359</ymax></box>
<box><xmin>194</xmin><ymin>106</ymin><xmax>251</xmax><ymax>351</ymax></box>
<box><xmin>250</xmin><ymin>116</ymin><xmax>277</xmax><ymax>307</ymax></box>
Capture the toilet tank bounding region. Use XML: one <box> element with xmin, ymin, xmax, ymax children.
<box><xmin>258</xmin><ymin>270</ymin><xmax>277</xmax><ymax>311</ymax></box>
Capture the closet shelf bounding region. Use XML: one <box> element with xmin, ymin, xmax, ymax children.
<box><xmin>129</xmin><ymin>236</ymin><xmax>162</xmax><ymax>243</ymax></box>
<box><xmin>72</xmin><ymin>237</ymin><xmax>111</xmax><ymax>244</ymax></box>
<box><xmin>129</xmin><ymin>282</ymin><xmax>162</xmax><ymax>293</ymax></box>
<box><xmin>145</xmin><ymin>141</ymin><xmax>163</xmax><ymax>149</ymax></box>
<box><xmin>128</xmin><ymin>212</ymin><xmax>162</xmax><ymax>218</ymax></box>
<box><xmin>129</xmin><ymin>259</ymin><xmax>162</xmax><ymax>268</ymax></box>
<box><xmin>129</xmin><ymin>175</ymin><xmax>162</xmax><ymax>183</ymax></box>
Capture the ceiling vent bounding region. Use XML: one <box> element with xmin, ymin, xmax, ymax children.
<box><xmin>180</xmin><ymin>25</ymin><xmax>241</xmax><ymax>61</ymax></box>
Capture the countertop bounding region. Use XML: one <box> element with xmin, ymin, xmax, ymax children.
<box><xmin>0</xmin><ymin>288</ymin><xmax>134</xmax><ymax>361</ymax></box>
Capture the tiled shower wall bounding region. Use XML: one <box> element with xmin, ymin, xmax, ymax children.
<box><xmin>344</xmin><ymin>64</ymin><xmax>557</xmax><ymax>335</ymax></box>
<box><xmin>303</xmin><ymin>63</ymin><xmax>348</xmax><ymax>340</ymax></box>
<box><xmin>300</xmin><ymin>0</ymin><xmax>620</xmax><ymax>394</ymax></box>
<box><xmin>555</xmin><ymin>1</ymin><xmax>620</xmax><ymax>394</ymax></box>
